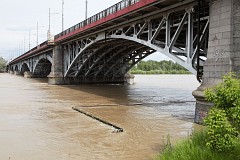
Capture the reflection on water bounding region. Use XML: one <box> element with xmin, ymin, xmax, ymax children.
<box><xmin>0</xmin><ymin>73</ymin><xmax>200</xmax><ymax>160</ymax></box>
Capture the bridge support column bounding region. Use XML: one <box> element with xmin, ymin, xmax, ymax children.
<box><xmin>48</xmin><ymin>45</ymin><xmax>64</xmax><ymax>85</ymax></box>
<box><xmin>125</xmin><ymin>73</ymin><xmax>135</xmax><ymax>85</ymax></box>
<box><xmin>14</xmin><ymin>71</ymin><xmax>20</xmax><ymax>75</ymax></box>
<box><xmin>193</xmin><ymin>0</ymin><xmax>240</xmax><ymax>123</ymax></box>
<box><xmin>24</xmin><ymin>71</ymin><xmax>33</xmax><ymax>78</ymax></box>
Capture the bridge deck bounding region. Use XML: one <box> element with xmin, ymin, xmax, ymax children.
<box><xmin>54</xmin><ymin>0</ymin><xmax>182</xmax><ymax>43</ymax></box>
<box><xmin>9</xmin><ymin>0</ymin><xmax>186</xmax><ymax>65</ymax></box>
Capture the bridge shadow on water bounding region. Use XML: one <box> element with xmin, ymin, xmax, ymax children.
<box><xmin>31</xmin><ymin>77</ymin><xmax>133</xmax><ymax>104</ymax></box>
<box><xmin>30</xmin><ymin>75</ymin><xmax>197</xmax><ymax>122</ymax></box>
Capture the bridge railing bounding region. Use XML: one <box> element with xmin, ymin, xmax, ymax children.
<box><xmin>55</xmin><ymin>0</ymin><xmax>141</xmax><ymax>40</ymax></box>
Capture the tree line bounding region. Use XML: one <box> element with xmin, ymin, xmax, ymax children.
<box><xmin>0</xmin><ymin>58</ymin><xmax>190</xmax><ymax>74</ymax></box>
<box><xmin>0</xmin><ymin>57</ymin><xmax>7</xmax><ymax>72</ymax></box>
<box><xmin>130</xmin><ymin>60</ymin><xmax>191</xmax><ymax>74</ymax></box>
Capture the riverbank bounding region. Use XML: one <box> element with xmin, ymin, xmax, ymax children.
<box><xmin>156</xmin><ymin>74</ymin><xmax>240</xmax><ymax>160</ymax></box>
<box><xmin>156</xmin><ymin>130</ymin><xmax>240</xmax><ymax>160</ymax></box>
<box><xmin>130</xmin><ymin>70</ymin><xmax>191</xmax><ymax>74</ymax></box>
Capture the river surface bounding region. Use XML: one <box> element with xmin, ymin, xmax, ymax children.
<box><xmin>0</xmin><ymin>73</ymin><xmax>200</xmax><ymax>160</ymax></box>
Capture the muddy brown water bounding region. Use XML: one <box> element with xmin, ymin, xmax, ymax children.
<box><xmin>0</xmin><ymin>73</ymin><xmax>201</xmax><ymax>160</ymax></box>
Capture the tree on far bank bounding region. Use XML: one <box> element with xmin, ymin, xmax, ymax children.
<box><xmin>0</xmin><ymin>57</ymin><xmax>7</xmax><ymax>72</ymax></box>
<box><xmin>130</xmin><ymin>60</ymin><xmax>190</xmax><ymax>74</ymax></box>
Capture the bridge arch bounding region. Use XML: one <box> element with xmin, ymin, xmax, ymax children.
<box><xmin>14</xmin><ymin>65</ymin><xmax>19</xmax><ymax>71</ymax></box>
<box><xmin>64</xmin><ymin>37</ymin><xmax>155</xmax><ymax>80</ymax></box>
<box><xmin>63</xmin><ymin>36</ymin><xmax>98</xmax><ymax>77</ymax></box>
<box><xmin>64</xmin><ymin>7</ymin><xmax>209</xmax><ymax>81</ymax></box>
<box><xmin>33</xmin><ymin>58</ymin><xmax>52</xmax><ymax>77</ymax></box>
<box><xmin>20</xmin><ymin>63</ymin><xmax>30</xmax><ymax>75</ymax></box>
<box><xmin>109</xmin><ymin>35</ymin><xmax>197</xmax><ymax>74</ymax></box>
<box><xmin>10</xmin><ymin>66</ymin><xmax>13</xmax><ymax>71</ymax></box>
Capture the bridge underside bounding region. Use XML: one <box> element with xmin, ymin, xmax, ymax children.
<box><xmin>64</xmin><ymin>38</ymin><xmax>154</xmax><ymax>84</ymax></box>
<box><xmin>33</xmin><ymin>59</ymin><xmax>52</xmax><ymax>77</ymax></box>
<box><xmin>20</xmin><ymin>63</ymin><xmax>30</xmax><ymax>75</ymax></box>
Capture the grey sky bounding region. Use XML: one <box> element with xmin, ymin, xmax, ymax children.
<box><xmin>0</xmin><ymin>0</ymin><xmax>169</xmax><ymax>61</ymax></box>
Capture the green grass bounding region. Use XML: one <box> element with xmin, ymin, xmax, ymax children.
<box><xmin>156</xmin><ymin>131</ymin><xmax>240</xmax><ymax>160</ymax></box>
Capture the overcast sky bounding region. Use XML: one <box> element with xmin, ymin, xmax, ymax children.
<box><xmin>0</xmin><ymin>0</ymin><xmax>169</xmax><ymax>61</ymax></box>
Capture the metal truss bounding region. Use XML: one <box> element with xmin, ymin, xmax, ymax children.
<box><xmin>64</xmin><ymin>36</ymin><xmax>154</xmax><ymax>79</ymax></box>
<box><xmin>9</xmin><ymin>1</ymin><xmax>209</xmax><ymax>83</ymax></box>
<box><xmin>64</xmin><ymin>3</ymin><xmax>209</xmax><ymax>81</ymax></box>
<box><xmin>107</xmin><ymin>5</ymin><xmax>209</xmax><ymax>75</ymax></box>
<box><xmin>63</xmin><ymin>35</ymin><xmax>98</xmax><ymax>77</ymax></box>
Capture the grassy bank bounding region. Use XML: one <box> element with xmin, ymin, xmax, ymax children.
<box><xmin>156</xmin><ymin>131</ymin><xmax>240</xmax><ymax>160</ymax></box>
<box><xmin>157</xmin><ymin>74</ymin><xmax>240</xmax><ymax>160</ymax></box>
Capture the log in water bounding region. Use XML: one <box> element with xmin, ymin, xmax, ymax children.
<box><xmin>72</xmin><ymin>107</ymin><xmax>123</xmax><ymax>133</ymax></box>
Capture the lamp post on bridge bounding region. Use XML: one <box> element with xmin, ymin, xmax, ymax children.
<box><xmin>29</xmin><ymin>30</ymin><xmax>31</xmax><ymax>50</ymax></box>
<box><xmin>37</xmin><ymin>22</ymin><xmax>39</xmax><ymax>45</ymax></box>
<box><xmin>85</xmin><ymin>0</ymin><xmax>88</xmax><ymax>19</ymax></box>
<box><xmin>28</xmin><ymin>30</ymin><xmax>38</xmax><ymax>51</ymax></box>
<box><xmin>28</xmin><ymin>30</ymin><xmax>36</xmax><ymax>50</ymax></box>
<box><xmin>48</xmin><ymin>8</ymin><xmax>58</xmax><ymax>41</ymax></box>
<box><xmin>36</xmin><ymin>22</ymin><xmax>45</xmax><ymax>46</ymax></box>
<box><xmin>62</xmin><ymin>0</ymin><xmax>64</xmax><ymax>32</ymax></box>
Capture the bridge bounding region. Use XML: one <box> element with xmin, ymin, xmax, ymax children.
<box><xmin>7</xmin><ymin>0</ymin><xmax>209</xmax><ymax>83</ymax></box>
<box><xmin>6</xmin><ymin>0</ymin><xmax>240</xmax><ymax>123</ymax></box>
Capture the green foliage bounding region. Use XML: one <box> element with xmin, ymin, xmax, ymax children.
<box><xmin>130</xmin><ymin>60</ymin><xmax>190</xmax><ymax>74</ymax></box>
<box><xmin>157</xmin><ymin>131</ymin><xmax>240</xmax><ymax>160</ymax></box>
<box><xmin>228</xmin><ymin>106</ymin><xmax>240</xmax><ymax>131</ymax></box>
<box><xmin>0</xmin><ymin>57</ymin><xmax>7</xmax><ymax>72</ymax></box>
<box><xmin>157</xmin><ymin>74</ymin><xmax>240</xmax><ymax>159</ymax></box>
<box><xmin>204</xmin><ymin>108</ymin><xmax>238</xmax><ymax>152</ymax></box>
<box><xmin>162</xmin><ymin>134</ymin><xmax>172</xmax><ymax>151</ymax></box>
<box><xmin>204</xmin><ymin>73</ymin><xmax>240</xmax><ymax>110</ymax></box>
<box><xmin>204</xmin><ymin>73</ymin><xmax>240</xmax><ymax>153</ymax></box>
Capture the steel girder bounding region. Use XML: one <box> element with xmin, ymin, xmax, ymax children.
<box><xmin>107</xmin><ymin>5</ymin><xmax>209</xmax><ymax>75</ymax></box>
<box><xmin>64</xmin><ymin>2</ymin><xmax>209</xmax><ymax>80</ymax></box>
<box><xmin>63</xmin><ymin>35</ymin><xmax>98</xmax><ymax>77</ymax></box>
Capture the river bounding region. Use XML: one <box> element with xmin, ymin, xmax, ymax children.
<box><xmin>0</xmin><ymin>73</ymin><xmax>200</xmax><ymax>160</ymax></box>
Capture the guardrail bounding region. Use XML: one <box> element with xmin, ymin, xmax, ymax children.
<box><xmin>55</xmin><ymin>0</ymin><xmax>141</xmax><ymax>39</ymax></box>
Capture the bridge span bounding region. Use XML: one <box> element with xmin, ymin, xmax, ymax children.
<box><xmin>8</xmin><ymin>0</ymin><xmax>209</xmax><ymax>84</ymax></box>
<box><xmin>7</xmin><ymin>0</ymin><xmax>240</xmax><ymax>123</ymax></box>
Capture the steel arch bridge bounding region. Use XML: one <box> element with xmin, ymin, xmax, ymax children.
<box><xmin>8</xmin><ymin>0</ymin><xmax>209</xmax><ymax>84</ymax></box>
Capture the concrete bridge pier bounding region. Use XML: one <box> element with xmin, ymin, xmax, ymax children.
<box><xmin>125</xmin><ymin>73</ymin><xmax>135</xmax><ymax>85</ymax></box>
<box><xmin>48</xmin><ymin>45</ymin><xmax>64</xmax><ymax>85</ymax></box>
<box><xmin>24</xmin><ymin>71</ymin><xmax>33</xmax><ymax>78</ymax></box>
<box><xmin>193</xmin><ymin>0</ymin><xmax>240</xmax><ymax>123</ymax></box>
<box><xmin>14</xmin><ymin>71</ymin><xmax>20</xmax><ymax>75</ymax></box>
